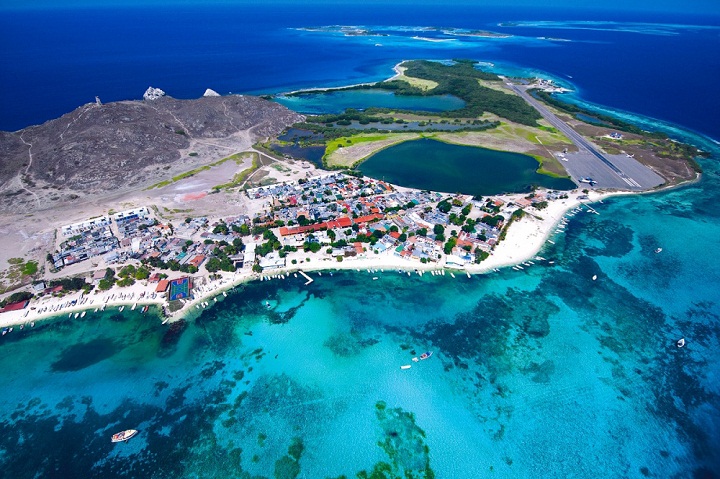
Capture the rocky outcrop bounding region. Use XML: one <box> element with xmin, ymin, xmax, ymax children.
<box><xmin>0</xmin><ymin>94</ymin><xmax>304</xmax><ymax>212</ymax></box>
<box><xmin>143</xmin><ymin>87</ymin><xmax>166</xmax><ymax>101</ymax></box>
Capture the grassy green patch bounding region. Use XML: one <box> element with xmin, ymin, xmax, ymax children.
<box><xmin>147</xmin><ymin>152</ymin><xmax>256</xmax><ymax>190</ymax></box>
<box><xmin>21</xmin><ymin>261</ymin><xmax>38</xmax><ymax>276</ymax></box>
<box><xmin>324</xmin><ymin>133</ymin><xmax>420</xmax><ymax>169</ymax></box>
<box><xmin>532</xmin><ymin>154</ymin><xmax>570</xmax><ymax>178</ymax></box>
<box><xmin>325</xmin><ymin>133</ymin><xmax>395</xmax><ymax>158</ymax></box>
<box><xmin>213</xmin><ymin>153</ymin><xmax>261</xmax><ymax>190</ymax></box>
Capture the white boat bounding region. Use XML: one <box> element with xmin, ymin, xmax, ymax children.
<box><xmin>111</xmin><ymin>429</ymin><xmax>138</xmax><ymax>443</ymax></box>
<box><xmin>80</xmin><ymin>311</ymin><xmax>86</xmax><ymax>318</ymax></box>
<box><xmin>400</xmin><ymin>365</ymin><xmax>412</xmax><ymax>370</ymax></box>
<box><xmin>450</xmin><ymin>272</ymin><xmax>455</xmax><ymax>278</ymax></box>
<box><xmin>131</xmin><ymin>303</ymin><xmax>137</xmax><ymax>311</ymax></box>
<box><xmin>677</xmin><ymin>338</ymin><xmax>685</xmax><ymax>348</ymax></box>
<box><xmin>118</xmin><ymin>306</ymin><xmax>125</xmax><ymax>312</ymax></box>
<box><xmin>419</xmin><ymin>351</ymin><xmax>433</xmax><ymax>360</ymax></box>
<box><xmin>222</xmin><ymin>291</ymin><xmax>227</xmax><ymax>297</ymax></box>
<box><xmin>592</xmin><ymin>275</ymin><xmax>597</xmax><ymax>281</ymax></box>
<box><xmin>655</xmin><ymin>248</ymin><xmax>663</xmax><ymax>254</ymax></box>
<box><xmin>74</xmin><ymin>312</ymin><xmax>79</xmax><ymax>318</ymax></box>
<box><xmin>372</xmin><ymin>277</ymin><xmax>379</xmax><ymax>280</ymax></box>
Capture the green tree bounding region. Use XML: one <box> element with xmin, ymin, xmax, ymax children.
<box><xmin>444</xmin><ymin>237</ymin><xmax>457</xmax><ymax>255</ymax></box>
<box><xmin>135</xmin><ymin>267</ymin><xmax>150</xmax><ymax>280</ymax></box>
<box><xmin>303</xmin><ymin>242</ymin><xmax>322</xmax><ymax>253</ymax></box>
<box><xmin>252</xmin><ymin>263</ymin><xmax>263</xmax><ymax>273</ymax></box>
<box><xmin>117</xmin><ymin>277</ymin><xmax>135</xmax><ymax>287</ymax></box>
<box><xmin>205</xmin><ymin>257</ymin><xmax>221</xmax><ymax>273</ymax></box>
<box><xmin>475</xmin><ymin>249</ymin><xmax>489</xmax><ymax>263</ymax></box>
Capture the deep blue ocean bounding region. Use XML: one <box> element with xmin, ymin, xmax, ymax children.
<box><xmin>1</xmin><ymin>4</ymin><xmax>719</xmax><ymax>478</ymax></box>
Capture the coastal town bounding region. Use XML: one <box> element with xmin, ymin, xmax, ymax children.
<box><xmin>0</xmin><ymin>171</ymin><xmax>600</xmax><ymax>330</ymax></box>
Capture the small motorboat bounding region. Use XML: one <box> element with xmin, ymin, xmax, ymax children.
<box><xmin>419</xmin><ymin>351</ymin><xmax>433</xmax><ymax>360</ymax></box>
<box><xmin>111</xmin><ymin>429</ymin><xmax>138</xmax><ymax>443</ymax></box>
<box><xmin>655</xmin><ymin>248</ymin><xmax>663</xmax><ymax>254</ymax></box>
<box><xmin>141</xmin><ymin>305</ymin><xmax>149</xmax><ymax>313</ymax></box>
<box><xmin>592</xmin><ymin>275</ymin><xmax>597</xmax><ymax>281</ymax></box>
<box><xmin>400</xmin><ymin>365</ymin><xmax>411</xmax><ymax>370</ymax></box>
<box><xmin>118</xmin><ymin>306</ymin><xmax>125</xmax><ymax>312</ymax></box>
<box><xmin>677</xmin><ymin>338</ymin><xmax>685</xmax><ymax>348</ymax></box>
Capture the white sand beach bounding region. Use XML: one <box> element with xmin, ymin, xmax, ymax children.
<box><xmin>0</xmin><ymin>189</ymin><xmax>627</xmax><ymax>331</ymax></box>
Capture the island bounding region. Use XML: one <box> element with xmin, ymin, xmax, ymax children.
<box><xmin>0</xmin><ymin>60</ymin><xmax>704</xmax><ymax>330</ymax></box>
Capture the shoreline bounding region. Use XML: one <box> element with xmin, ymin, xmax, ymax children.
<box><xmin>0</xmin><ymin>188</ymin><xmax>625</xmax><ymax>330</ymax></box>
<box><xmin>1</xmin><ymin>60</ymin><xmax>698</xmax><ymax>332</ymax></box>
<box><xmin>275</xmin><ymin>61</ymin><xmax>405</xmax><ymax>97</ymax></box>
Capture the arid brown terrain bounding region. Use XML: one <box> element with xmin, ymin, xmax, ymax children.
<box><xmin>0</xmin><ymin>94</ymin><xmax>303</xmax><ymax>213</ymax></box>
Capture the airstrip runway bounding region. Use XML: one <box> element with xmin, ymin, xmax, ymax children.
<box><xmin>507</xmin><ymin>82</ymin><xmax>665</xmax><ymax>190</ymax></box>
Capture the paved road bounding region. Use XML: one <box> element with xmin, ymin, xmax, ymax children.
<box><xmin>506</xmin><ymin>82</ymin><xmax>660</xmax><ymax>190</ymax></box>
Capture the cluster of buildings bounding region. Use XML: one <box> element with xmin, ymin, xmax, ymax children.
<box><xmin>246</xmin><ymin>173</ymin><xmax>555</xmax><ymax>269</ymax></box>
<box><xmin>50</xmin><ymin>174</ymin><xmax>558</xmax><ymax>282</ymax></box>
<box><xmin>52</xmin><ymin>208</ymin><xmax>151</xmax><ymax>269</ymax></box>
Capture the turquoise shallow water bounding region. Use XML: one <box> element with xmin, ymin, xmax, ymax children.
<box><xmin>1</xmin><ymin>147</ymin><xmax>719</xmax><ymax>478</ymax></box>
<box><xmin>2</xmin><ymin>6</ymin><xmax>719</xmax><ymax>476</ymax></box>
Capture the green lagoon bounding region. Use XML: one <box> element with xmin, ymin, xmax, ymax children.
<box><xmin>274</xmin><ymin>89</ymin><xmax>465</xmax><ymax>114</ymax></box>
<box><xmin>359</xmin><ymin>138</ymin><xmax>575</xmax><ymax>195</ymax></box>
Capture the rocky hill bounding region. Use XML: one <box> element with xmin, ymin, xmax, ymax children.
<box><xmin>0</xmin><ymin>92</ymin><xmax>303</xmax><ymax>213</ymax></box>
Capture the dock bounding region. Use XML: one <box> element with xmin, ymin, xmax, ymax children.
<box><xmin>299</xmin><ymin>270</ymin><xmax>314</xmax><ymax>285</ymax></box>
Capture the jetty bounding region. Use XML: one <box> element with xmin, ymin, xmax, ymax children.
<box><xmin>299</xmin><ymin>270</ymin><xmax>314</xmax><ymax>285</ymax></box>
